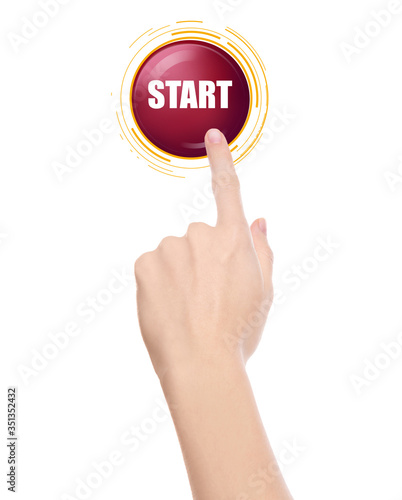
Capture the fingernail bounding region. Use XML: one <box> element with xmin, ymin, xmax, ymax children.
<box><xmin>258</xmin><ymin>218</ymin><xmax>267</xmax><ymax>235</ymax></box>
<box><xmin>207</xmin><ymin>128</ymin><xmax>222</xmax><ymax>144</ymax></box>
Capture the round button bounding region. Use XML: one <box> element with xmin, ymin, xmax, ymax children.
<box><xmin>131</xmin><ymin>40</ymin><xmax>250</xmax><ymax>158</ymax></box>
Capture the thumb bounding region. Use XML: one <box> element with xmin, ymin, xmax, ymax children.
<box><xmin>250</xmin><ymin>218</ymin><xmax>274</xmax><ymax>289</ymax></box>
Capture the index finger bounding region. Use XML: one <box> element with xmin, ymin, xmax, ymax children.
<box><xmin>204</xmin><ymin>129</ymin><xmax>247</xmax><ymax>227</ymax></box>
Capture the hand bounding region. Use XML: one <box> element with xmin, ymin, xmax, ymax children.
<box><xmin>134</xmin><ymin>128</ymin><xmax>274</xmax><ymax>381</ymax></box>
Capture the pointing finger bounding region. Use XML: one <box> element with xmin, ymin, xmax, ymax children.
<box><xmin>204</xmin><ymin>129</ymin><xmax>247</xmax><ymax>227</ymax></box>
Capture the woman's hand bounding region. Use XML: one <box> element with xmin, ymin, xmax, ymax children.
<box><xmin>135</xmin><ymin>128</ymin><xmax>274</xmax><ymax>381</ymax></box>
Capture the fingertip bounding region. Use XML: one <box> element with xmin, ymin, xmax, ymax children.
<box><xmin>258</xmin><ymin>218</ymin><xmax>267</xmax><ymax>236</ymax></box>
<box><xmin>205</xmin><ymin>128</ymin><xmax>224</xmax><ymax>144</ymax></box>
<box><xmin>251</xmin><ymin>218</ymin><xmax>268</xmax><ymax>238</ymax></box>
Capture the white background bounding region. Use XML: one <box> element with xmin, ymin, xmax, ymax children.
<box><xmin>1</xmin><ymin>0</ymin><xmax>402</xmax><ymax>499</ymax></box>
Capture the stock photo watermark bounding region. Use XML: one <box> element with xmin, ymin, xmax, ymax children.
<box><xmin>272</xmin><ymin>235</ymin><xmax>340</xmax><ymax>308</ymax></box>
<box><xmin>349</xmin><ymin>330</ymin><xmax>402</xmax><ymax>395</ymax></box>
<box><xmin>225</xmin><ymin>236</ymin><xmax>340</xmax><ymax>352</ymax></box>
<box><xmin>0</xmin><ymin>231</ymin><xmax>8</xmax><ymax>247</ymax></box>
<box><xmin>51</xmin><ymin>96</ymin><xmax>131</xmax><ymax>182</ymax></box>
<box><xmin>61</xmin><ymin>397</ymin><xmax>170</xmax><ymax>500</ymax></box>
<box><xmin>339</xmin><ymin>0</ymin><xmax>402</xmax><ymax>63</ymax></box>
<box><xmin>51</xmin><ymin>118</ymin><xmax>115</xmax><ymax>182</ymax></box>
<box><xmin>17</xmin><ymin>267</ymin><xmax>134</xmax><ymax>386</ymax></box>
<box><xmin>6</xmin><ymin>387</ymin><xmax>18</xmax><ymax>493</ymax></box>
<box><xmin>7</xmin><ymin>0</ymin><xmax>72</xmax><ymax>54</ymax></box>
<box><xmin>384</xmin><ymin>154</ymin><xmax>402</xmax><ymax>192</ymax></box>
<box><xmin>212</xmin><ymin>0</ymin><xmax>246</xmax><ymax>20</ymax></box>
<box><xmin>178</xmin><ymin>106</ymin><xmax>296</xmax><ymax>224</ymax></box>
<box><xmin>278</xmin><ymin>236</ymin><xmax>340</xmax><ymax>292</ymax></box>
<box><xmin>235</xmin><ymin>438</ymin><xmax>307</xmax><ymax>500</ymax></box>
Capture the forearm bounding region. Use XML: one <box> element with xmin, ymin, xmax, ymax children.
<box><xmin>160</xmin><ymin>356</ymin><xmax>293</xmax><ymax>500</ymax></box>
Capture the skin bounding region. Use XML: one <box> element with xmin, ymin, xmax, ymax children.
<box><xmin>134</xmin><ymin>128</ymin><xmax>294</xmax><ymax>500</ymax></box>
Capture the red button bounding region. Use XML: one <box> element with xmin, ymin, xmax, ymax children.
<box><xmin>131</xmin><ymin>40</ymin><xmax>250</xmax><ymax>158</ymax></box>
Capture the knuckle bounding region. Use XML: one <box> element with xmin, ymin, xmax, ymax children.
<box><xmin>186</xmin><ymin>222</ymin><xmax>212</xmax><ymax>238</ymax></box>
<box><xmin>267</xmin><ymin>246</ymin><xmax>274</xmax><ymax>265</ymax></box>
<box><xmin>134</xmin><ymin>251</ymin><xmax>154</xmax><ymax>278</ymax></box>
<box><xmin>213</xmin><ymin>170</ymin><xmax>240</xmax><ymax>190</ymax></box>
<box><xmin>257</xmin><ymin>246</ymin><xmax>274</xmax><ymax>266</ymax></box>
<box><xmin>158</xmin><ymin>235</ymin><xmax>182</xmax><ymax>252</ymax></box>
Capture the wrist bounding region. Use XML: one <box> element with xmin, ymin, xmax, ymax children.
<box><xmin>158</xmin><ymin>350</ymin><xmax>247</xmax><ymax>403</ymax></box>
